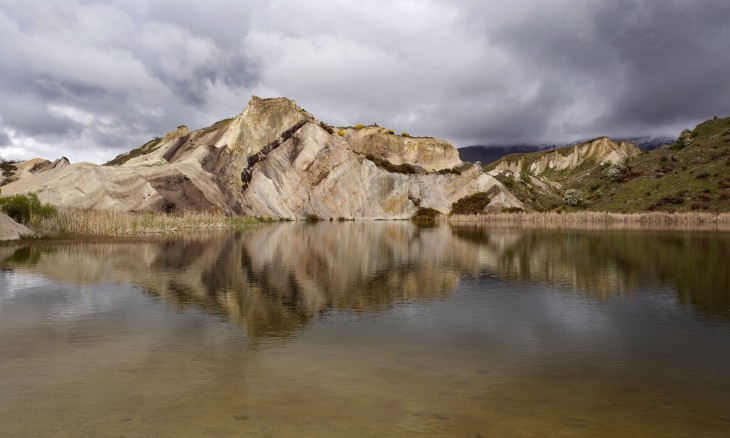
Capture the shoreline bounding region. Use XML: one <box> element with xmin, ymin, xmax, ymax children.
<box><xmin>447</xmin><ymin>211</ymin><xmax>730</xmax><ymax>229</ymax></box>
<box><xmin>3</xmin><ymin>210</ymin><xmax>730</xmax><ymax>246</ymax></box>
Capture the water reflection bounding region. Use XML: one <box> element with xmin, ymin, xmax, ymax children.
<box><xmin>2</xmin><ymin>222</ymin><xmax>729</xmax><ymax>340</ymax></box>
<box><xmin>1</xmin><ymin>223</ymin><xmax>480</xmax><ymax>340</ymax></box>
<box><xmin>449</xmin><ymin>225</ymin><xmax>730</xmax><ymax>317</ymax></box>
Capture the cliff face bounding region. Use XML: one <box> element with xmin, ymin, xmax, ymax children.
<box><xmin>1</xmin><ymin>96</ymin><xmax>522</xmax><ymax>218</ymax></box>
<box><xmin>487</xmin><ymin>137</ymin><xmax>640</xmax><ymax>178</ymax></box>
<box><xmin>343</xmin><ymin>126</ymin><xmax>461</xmax><ymax>171</ymax></box>
<box><xmin>0</xmin><ymin>157</ymin><xmax>70</xmax><ymax>187</ymax></box>
<box><xmin>481</xmin><ymin>137</ymin><xmax>641</xmax><ymax>211</ymax></box>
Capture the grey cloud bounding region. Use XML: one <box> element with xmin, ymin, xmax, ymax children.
<box><xmin>592</xmin><ymin>0</ymin><xmax>730</xmax><ymax>133</ymax></box>
<box><xmin>0</xmin><ymin>0</ymin><xmax>728</xmax><ymax>163</ymax></box>
<box><xmin>0</xmin><ymin>0</ymin><xmax>259</xmax><ymax>162</ymax></box>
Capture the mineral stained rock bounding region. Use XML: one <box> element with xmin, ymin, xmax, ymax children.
<box><xmin>2</xmin><ymin>96</ymin><xmax>523</xmax><ymax>219</ymax></box>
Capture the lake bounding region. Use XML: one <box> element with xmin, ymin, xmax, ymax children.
<box><xmin>1</xmin><ymin>222</ymin><xmax>729</xmax><ymax>437</ymax></box>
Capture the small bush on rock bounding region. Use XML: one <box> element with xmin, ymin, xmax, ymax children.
<box><xmin>451</xmin><ymin>192</ymin><xmax>491</xmax><ymax>214</ymax></box>
<box><xmin>602</xmin><ymin>160</ymin><xmax>626</xmax><ymax>180</ymax></box>
<box><xmin>563</xmin><ymin>189</ymin><xmax>583</xmax><ymax>206</ymax></box>
<box><xmin>672</xmin><ymin>129</ymin><xmax>693</xmax><ymax>150</ymax></box>
<box><xmin>412</xmin><ymin>207</ymin><xmax>440</xmax><ymax>224</ymax></box>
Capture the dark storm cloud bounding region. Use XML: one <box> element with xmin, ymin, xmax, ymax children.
<box><xmin>0</xmin><ymin>0</ymin><xmax>728</xmax><ymax>163</ymax></box>
<box><xmin>592</xmin><ymin>0</ymin><xmax>730</xmax><ymax>132</ymax></box>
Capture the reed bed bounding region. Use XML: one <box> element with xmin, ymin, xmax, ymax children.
<box><xmin>447</xmin><ymin>211</ymin><xmax>730</xmax><ymax>230</ymax></box>
<box><xmin>36</xmin><ymin>209</ymin><xmax>261</xmax><ymax>237</ymax></box>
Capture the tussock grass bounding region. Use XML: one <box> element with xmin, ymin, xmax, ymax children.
<box><xmin>448</xmin><ymin>211</ymin><xmax>730</xmax><ymax>229</ymax></box>
<box><xmin>36</xmin><ymin>209</ymin><xmax>260</xmax><ymax>237</ymax></box>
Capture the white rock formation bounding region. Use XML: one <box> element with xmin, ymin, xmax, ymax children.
<box><xmin>2</xmin><ymin>96</ymin><xmax>523</xmax><ymax>218</ymax></box>
<box><xmin>487</xmin><ymin>137</ymin><xmax>640</xmax><ymax>178</ymax></box>
<box><xmin>0</xmin><ymin>212</ymin><xmax>34</xmax><ymax>241</ymax></box>
<box><xmin>0</xmin><ymin>157</ymin><xmax>70</xmax><ymax>186</ymax></box>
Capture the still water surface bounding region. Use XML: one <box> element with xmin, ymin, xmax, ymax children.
<box><xmin>1</xmin><ymin>222</ymin><xmax>729</xmax><ymax>437</ymax></box>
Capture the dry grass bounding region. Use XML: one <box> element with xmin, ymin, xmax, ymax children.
<box><xmin>35</xmin><ymin>209</ymin><xmax>261</xmax><ymax>237</ymax></box>
<box><xmin>448</xmin><ymin>211</ymin><xmax>730</xmax><ymax>230</ymax></box>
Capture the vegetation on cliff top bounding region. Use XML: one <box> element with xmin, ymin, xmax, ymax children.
<box><xmin>106</xmin><ymin>137</ymin><xmax>164</xmax><ymax>166</ymax></box>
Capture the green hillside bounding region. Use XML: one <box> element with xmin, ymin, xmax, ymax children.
<box><xmin>586</xmin><ymin>117</ymin><xmax>730</xmax><ymax>213</ymax></box>
<box><xmin>489</xmin><ymin>116</ymin><xmax>730</xmax><ymax>213</ymax></box>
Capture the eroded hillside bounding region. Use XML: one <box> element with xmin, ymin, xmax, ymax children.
<box><xmin>1</xmin><ymin>96</ymin><xmax>522</xmax><ymax>219</ymax></box>
<box><xmin>483</xmin><ymin>117</ymin><xmax>730</xmax><ymax>213</ymax></box>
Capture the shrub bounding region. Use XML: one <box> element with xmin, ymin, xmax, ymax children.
<box><xmin>364</xmin><ymin>154</ymin><xmax>419</xmax><ymax>174</ymax></box>
<box><xmin>319</xmin><ymin>121</ymin><xmax>334</xmax><ymax>134</ymax></box>
<box><xmin>672</xmin><ymin>129</ymin><xmax>693</xmax><ymax>150</ymax></box>
<box><xmin>0</xmin><ymin>192</ymin><xmax>57</xmax><ymax>226</ymax></box>
<box><xmin>563</xmin><ymin>189</ymin><xmax>583</xmax><ymax>206</ymax></box>
<box><xmin>354</xmin><ymin>124</ymin><xmax>364</xmax><ymax>130</ymax></box>
<box><xmin>412</xmin><ymin>207</ymin><xmax>440</xmax><ymax>224</ymax></box>
<box><xmin>503</xmin><ymin>176</ymin><xmax>515</xmax><ymax>187</ymax></box>
<box><xmin>388</xmin><ymin>129</ymin><xmax>395</xmax><ymax>134</ymax></box>
<box><xmin>401</xmin><ymin>132</ymin><xmax>410</xmax><ymax>137</ymax></box>
<box><xmin>451</xmin><ymin>192</ymin><xmax>491</xmax><ymax>214</ymax></box>
<box><xmin>503</xmin><ymin>207</ymin><xmax>524</xmax><ymax>213</ymax></box>
<box><xmin>649</xmin><ymin>191</ymin><xmax>686</xmax><ymax>210</ymax></box>
<box><xmin>602</xmin><ymin>160</ymin><xmax>626</xmax><ymax>180</ymax></box>
<box><xmin>337</xmin><ymin>130</ymin><xmax>346</xmax><ymax>137</ymax></box>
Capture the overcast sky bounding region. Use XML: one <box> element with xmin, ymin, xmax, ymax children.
<box><xmin>1</xmin><ymin>0</ymin><xmax>729</xmax><ymax>163</ymax></box>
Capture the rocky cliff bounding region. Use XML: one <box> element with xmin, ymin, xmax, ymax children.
<box><xmin>486</xmin><ymin>137</ymin><xmax>640</xmax><ymax>179</ymax></box>
<box><xmin>2</xmin><ymin>96</ymin><xmax>522</xmax><ymax>218</ymax></box>
<box><xmin>0</xmin><ymin>157</ymin><xmax>70</xmax><ymax>186</ymax></box>
<box><xmin>481</xmin><ymin>137</ymin><xmax>641</xmax><ymax>210</ymax></box>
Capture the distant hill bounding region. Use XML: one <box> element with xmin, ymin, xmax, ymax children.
<box><xmin>484</xmin><ymin>117</ymin><xmax>730</xmax><ymax>213</ymax></box>
<box><xmin>483</xmin><ymin>137</ymin><xmax>641</xmax><ymax>211</ymax></box>
<box><xmin>459</xmin><ymin>137</ymin><xmax>673</xmax><ymax>167</ymax></box>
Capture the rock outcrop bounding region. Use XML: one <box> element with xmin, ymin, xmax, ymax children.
<box><xmin>486</xmin><ymin>137</ymin><xmax>640</xmax><ymax>178</ymax></box>
<box><xmin>342</xmin><ymin>126</ymin><xmax>461</xmax><ymax>171</ymax></box>
<box><xmin>0</xmin><ymin>212</ymin><xmax>34</xmax><ymax>241</ymax></box>
<box><xmin>0</xmin><ymin>157</ymin><xmax>70</xmax><ymax>186</ymax></box>
<box><xmin>2</xmin><ymin>96</ymin><xmax>522</xmax><ymax>218</ymax></box>
<box><xmin>480</xmin><ymin>137</ymin><xmax>641</xmax><ymax>211</ymax></box>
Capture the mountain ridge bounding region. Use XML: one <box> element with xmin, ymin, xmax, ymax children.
<box><xmin>1</xmin><ymin>96</ymin><xmax>522</xmax><ymax>219</ymax></box>
<box><xmin>3</xmin><ymin>97</ymin><xmax>727</xmax><ymax>218</ymax></box>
